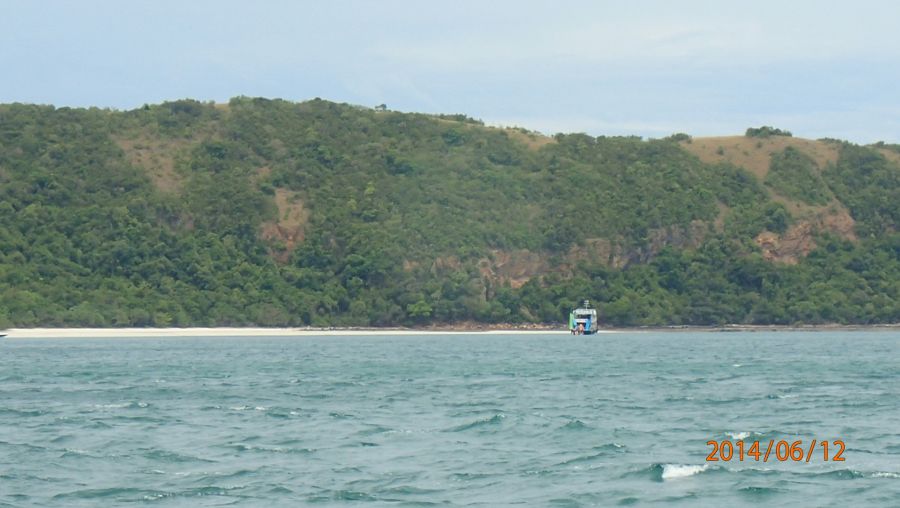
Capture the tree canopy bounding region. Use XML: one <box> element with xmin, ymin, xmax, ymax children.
<box><xmin>0</xmin><ymin>99</ymin><xmax>897</xmax><ymax>328</ymax></box>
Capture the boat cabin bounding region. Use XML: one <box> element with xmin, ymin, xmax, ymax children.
<box><xmin>569</xmin><ymin>300</ymin><xmax>599</xmax><ymax>335</ymax></box>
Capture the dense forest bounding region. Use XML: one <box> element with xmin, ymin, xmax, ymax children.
<box><xmin>0</xmin><ymin>98</ymin><xmax>898</xmax><ymax>328</ymax></box>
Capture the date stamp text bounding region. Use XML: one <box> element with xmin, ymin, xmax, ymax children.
<box><xmin>706</xmin><ymin>439</ymin><xmax>845</xmax><ymax>462</ymax></box>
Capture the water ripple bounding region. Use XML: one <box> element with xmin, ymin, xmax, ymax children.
<box><xmin>1</xmin><ymin>331</ymin><xmax>897</xmax><ymax>506</ymax></box>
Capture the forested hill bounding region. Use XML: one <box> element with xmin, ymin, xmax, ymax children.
<box><xmin>1</xmin><ymin>98</ymin><xmax>898</xmax><ymax>328</ymax></box>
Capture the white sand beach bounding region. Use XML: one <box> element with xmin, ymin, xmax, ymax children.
<box><xmin>5</xmin><ymin>325</ymin><xmax>895</xmax><ymax>338</ymax></box>
<box><xmin>5</xmin><ymin>327</ymin><xmax>577</xmax><ymax>339</ymax></box>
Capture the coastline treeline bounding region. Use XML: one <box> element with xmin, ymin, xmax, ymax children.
<box><xmin>0</xmin><ymin>98</ymin><xmax>898</xmax><ymax>327</ymax></box>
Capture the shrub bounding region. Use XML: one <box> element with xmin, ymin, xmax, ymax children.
<box><xmin>745</xmin><ymin>126</ymin><xmax>792</xmax><ymax>138</ymax></box>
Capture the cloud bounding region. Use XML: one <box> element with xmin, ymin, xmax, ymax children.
<box><xmin>367</xmin><ymin>3</ymin><xmax>900</xmax><ymax>75</ymax></box>
<box><xmin>1</xmin><ymin>0</ymin><xmax>898</xmax><ymax>142</ymax></box>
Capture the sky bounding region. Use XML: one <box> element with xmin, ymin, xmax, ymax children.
<box><xmin>1</xmin><ymin>0</ymin><xmax>898</xmax><ymax>143</ymax></box>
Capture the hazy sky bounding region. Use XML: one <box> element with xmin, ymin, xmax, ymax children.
<box><xmin>2</xmin><ymin>0</ymin><xmax>898</xmax><ymax>142</ymax></box>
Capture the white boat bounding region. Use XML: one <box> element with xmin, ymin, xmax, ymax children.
<box><xmin>569</xmin><ymin>300</ymin><xmax>599</xmax><ymax>335</ymax></box>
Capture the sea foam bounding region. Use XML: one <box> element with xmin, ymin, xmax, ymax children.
<box><xmin>661</xmin><ymin>464</ymin><xmax>709</xmax><ymax>480</ymax></box>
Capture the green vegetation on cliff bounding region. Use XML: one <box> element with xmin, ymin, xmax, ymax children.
<box><xmin>0</xmin><ymin>98</ymin><xmax>897</xmax><ymax>327</ymax></box>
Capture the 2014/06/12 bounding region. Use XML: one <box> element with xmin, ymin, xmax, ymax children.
<box><xmin>706</xmin><ymin>439</ymin><xmax>845</xmax><ymax>462</ymax></box>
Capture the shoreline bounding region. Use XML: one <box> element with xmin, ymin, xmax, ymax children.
<box><xmin>4</xmin><ymin>327</ymin><xmax>572</xmax><ymax>339</ymax></box>
<box><xmin>4</xmin><ymin>323</ymin><xmax>900</xmax><ymax>339</ymax></box>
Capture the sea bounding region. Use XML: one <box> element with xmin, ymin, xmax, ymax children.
<box><xmin>1</xmin><ymin>331</ymin><xmax>898</xmax><ymax>507</ymax></box>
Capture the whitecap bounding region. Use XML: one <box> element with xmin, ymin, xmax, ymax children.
<box><xmin>727</xmin><ymin>431</ymin><xmax>750</xmax><ymax>440</ymax></box>
<box><xmin>872</xmin><ymin>472</ymin><xmax>900</xmax><ymax>478</ymax></box>
<box><xmin>662</xmin><ymin>463</ymin><xmax>708</xmax><ymax>480</ymax></box>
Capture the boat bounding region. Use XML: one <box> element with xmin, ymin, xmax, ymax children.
<box><xmin>569</xmin><ymin>300</ymin><xmax>599</xmax><ymax>335</ymax></box>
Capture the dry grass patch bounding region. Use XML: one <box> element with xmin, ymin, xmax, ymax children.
<box><xmin>255</xmin><ymin>166</ymin><xmax>272</xmax><ymax>181</ymax></box>
<box><xmin>682</xmin><ymin>136</ymin><xmax>839</xmax><ymax>180</ymax></box>
<box><xmin>505</xmin><ymin>129</ymin><xmax>556</xmax><ymax>151</ymax></box>
<box><xmin>431</xmin><ymin>116</ymin><xmax>556</xmax><ymax>151</ymax></box>
<box><xmin>115</xmin><ymin>135</ymin><xmax>195</xmax><ymax>193</ymax></box>
<box><xmin>877</xmin><ymin>148</ymin><xmax>900</xmax><ymax>165</ymax></box>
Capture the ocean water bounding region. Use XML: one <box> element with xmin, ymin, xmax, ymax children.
<box><xmin>1</xmin><ymin>331</ymin><xmax>898</xmax><ymax>507</ymax></box>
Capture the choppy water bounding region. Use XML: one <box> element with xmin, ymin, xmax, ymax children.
<box><xmin>1</xmin><ymin>331</ymin><xmax>898</xmax><ymax>506</ymax></box>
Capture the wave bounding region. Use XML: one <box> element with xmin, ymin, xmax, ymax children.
<box><xmin>450</xmin><ymin>472</ymin><xmax>493</xmax><ymax>481</ymax></box>
<box><xmin>560</xmin><ymin>419</ymin><xmax>591</xmax><ymax>431</ymax></box>
<box><xmin>725</xmin><ymin>431</ymin><xmax>767</xmax><ymax>440</ymax></box>
<box><xmin>204</xmin><ymin>468</ymin><xmax>258</xmax><ymax>482</ymax></box>
<box><xmin>91</xmin><ymin>401</ymin><xmax>149</xmax><ymax>410</ymax></box>
<box><xmin>765</xmin><ymin>393</ymin><xmax>799</xmax><ymax>399</ymax></box>
<box><xmin>267</xmin><ymin>486</ymin><xmax>297</xmax><ymax>495</ymax></box>
<box><xmin>812</xmin><ymin>469</ymin><xmax>888</xmax><ymax>480</ymax></box>
<box><xmin>555</xmin><ymin>442</ymin><xmax>627</xmax><ymax>467</ymax></box>
<box><xmin>663</xmin><ymin>396</ymin><xmax>695</xmax><ymax>402</ymax></box>
<box><xmin>52</xmin><ymin>487</ymin><xmax>148</xmax><ymax>500</ymax></box>
<box><xmin>263</xmin><ymin>408</ymin><xmax>296</xmax><ymax>419</ymax></box>
<box><xmin>53</xmin><ymin>484</ymin><xmax>249</xmax><ymax>502</ymax></box>
<box><xmin>448</xmin><ymin>407</ymin><xmax>507</xmax><ymax>417</ymax></box>
<box><xmin>175</xmin><ymin>485</ymin><xmax>247</xmax><ymax>497</ymax></box>
<box><xmin>228</xmin><ymin>443</ymin><xmax>315</xmax><ymax>454</ymax></box>
<box><xmin>0</xmin><ymin>408</ymin><xmax>45</xmax><ymax>417</ymax></box>
<box><xmin>661</xmin><ymin>463</ymin><xmax>709</xmax><ymax>480</ymax></box>
<box><xmin>737</xmin><ymin>486</ymin><xmax>784</xmax><ymax>497</ymax></box>
<box><xmin>332</xmin><ymin>490</ymin><xmax>378</xmax><ymax>501</ymax></box>
<box><xmin>446</xmin><ymin>413</ymin><xmax>505</xmax><ymax>432</ymax></box>
<box><xmin>355</xmin><ymin>425</ymin><xmax>393</xmax><ymax>436</ymax></box>
<box><xmin>625</xmin><ymin>463</ymin><xmax>717</xmax><ymax>482</ymax></box>
<box><xmin>736</xmin><ymin>429</ymin><xmax>792</xmax><ymax>442</ymax></box>
<box><xmin>379</xmin><ymin>485</ymin><xmax>444</xmax><ymax>496</ymax></box>
<box><xmin>141</xmin><ymin>449</ymin><xmax>215</xmax><ymax>463</ymax></box>
<box><xmin>60</xmin><ymin>448</ymin><xmax>99</xmax><ymax>459</ymax></box>
<box><xmin>0</xmin><ymin>440</ymin><xmax>47</xmax><ymax>453</ymax></box>
<box><xmin>824</xmin><ymin>469</ymin><xmax>867</xmax><ymax>480</ymax></box>
<box><xmin>556</xmin><ymin>452</ymin><xmax>606</xmax><ymax>467</ymax></box>
<box><xmin>229</xmin><ymin>405</ymin><xmax>267</xmax><ymax>411</ymax></box>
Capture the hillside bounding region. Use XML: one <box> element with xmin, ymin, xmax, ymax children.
<box><xmin>0</xmin><ymin>98</ymin><xmax>898</xmax><ymax>327</ymax></box>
